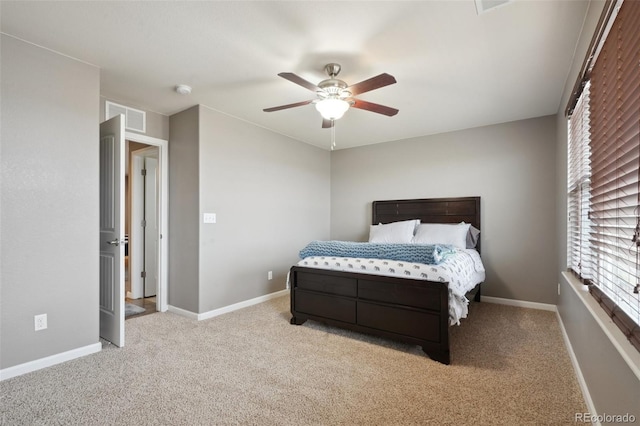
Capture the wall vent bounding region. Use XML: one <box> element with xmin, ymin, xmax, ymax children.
<box><xmin>105</xmin><ymin>101</ymin><xmax>146</xmax><ymax>133</ymax></box>
<box><xmin>474</xmin><ymin>0</ymin><xmax>511</xmax><ymax>15</ymax></box>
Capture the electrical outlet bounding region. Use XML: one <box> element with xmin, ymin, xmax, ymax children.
<box><xmin>34</xmin><ymin>314</ymin><xmax>47</xmax><ymax>331</ymax></box>
<box><xmin>268</xmin><ymin>271</ymin><xmax>273</xmax><ymax>280</ymax></box>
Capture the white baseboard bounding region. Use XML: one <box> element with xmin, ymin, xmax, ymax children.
<box><xmin>167</xmin><ymin>289</ymin><xmax>289</xmax><ymax>321</ymax></box>
<box><xmin>481</xmin><ymin>295</ymin><xmax>557</xmax><ymax>312</ymax></box>
<box><xmin>167</xmin><ymin>304</ymin><xmax>199</xmax><ymax>320</ymax></box>
<box><xmin>0</xmin><ymin>342</ymin><xmax>102</xmax><ymax>381</ymax></box>
<box><xmin>197</xmin><ymin>289</ymin><xmax>288</xmax><ymax>321</ymax></box>
<box><xmin>556</xmin><ymin>310</ymin><xmax>599</xmax><ymax>425</ymax></box>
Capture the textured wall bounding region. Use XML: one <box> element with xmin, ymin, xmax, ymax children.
<box><xmin>1</xmin><ymin>35</ymin><xmax>100</xmax><ymax>368</ymax></box>
<box><xmin>197</xmin><ymin>106</ymin><xmax>330</xmax><ymax>313</ymax></box>
<box><xmin>168</xmin><ymin>106</ymin><xmax>200</xmax><ymax>312</ymax></box>
<box><xmin>330</xmin><ymin>115</ymin><xmax>558</xmax><ymax>304</ymax></box>
<box><xmin>558</xmin><ymin>275</ymin><xmax>640</xmax><ymax>421</ymax></box>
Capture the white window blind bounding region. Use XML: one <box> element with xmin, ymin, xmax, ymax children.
<box><xmin>567</xmin><ymin>82</ymin><xmax>592</xmax><ymax>281</ymax></box>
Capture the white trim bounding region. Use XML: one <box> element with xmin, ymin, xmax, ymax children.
<box><xmin>130</xmin><ymin>146</ymin><xmax>159</xmax><ymax>300</ymax></box>
<box><xmin>168</xmin><ymin>289</ymin><xmax>289</xmax><ymax>321</ymax></box>
<box><xmin>129</xmin><ymin>153</ymin><xmax>146</xmax><ymax>300</ymax></box>
<box><xmin>124</xmin><ymin>132</ymin><xmax>166</xmax><ymax>146</ymax></box>
<box><xmin>0</xmin><ymin>343</ymin><xmax>101</xmax><ymax>381</ymax></box>
<box><xmin>562</xmin><ymin>272</ymin><xmax>640</xmax><ymax>381</ymax></box>
<box><xmin>167</xmin><ymin>305</ymin><xmax>199</xmax><ymax>320</ymax></box>
<box><xmin>556</xmin><ymin>310</ymin><xmax>600</xmax><ymax>425</ymax></box>
<box><xmin>198</xmin><ymin>289</ymin><xmax>289</xmax><ymax>321</ymax></box>
<box><xmin>481</xmin><ymin>296</ymin><xmax>557</xmax><ymax>312</ymax></box>
<box><xmin>125</xmin><ymin>132</ymin><xmax>169</xmax><ymax>313</ymax></box>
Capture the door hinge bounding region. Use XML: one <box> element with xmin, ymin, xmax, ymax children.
<box><xmin>141</xmin><ymin>220</ymin><xmax>146</xmax><ymax>228</ymax></box>
<box><xmin>141</xmin><ymin>168</ymin><xmax>147</xmax><ymax>176</ymax></box>
<box><xmin>141</xmin><ymin>271</ymin><xmax>147</xmax><ymax>278</ymax></box>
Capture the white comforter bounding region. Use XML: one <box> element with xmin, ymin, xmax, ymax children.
<box><xmin>296</xmin><ymin>249</ymin><xmax>485</xmax><ymax>325</ymax></box>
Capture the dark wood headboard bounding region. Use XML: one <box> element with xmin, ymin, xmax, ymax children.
<box><xmin>372</xmin><ymin>197</ymin><xmax>481</xmax><ymax>251</ymax></box>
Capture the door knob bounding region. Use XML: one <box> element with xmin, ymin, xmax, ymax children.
<box><xmin>107</xmin><ymin>238</ymin><xmax>123</xmax><ymax>246</ymax></box>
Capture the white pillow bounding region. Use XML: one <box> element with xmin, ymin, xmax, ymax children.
<box><xmin>369</xmin><ymin>219</ymin><xmax>419</xmax><ymax>244</ymax></box>
<box><xmin>412</xmin><ymin>222</ymin><xmax>470</xmax><ymax>249</ymax></box>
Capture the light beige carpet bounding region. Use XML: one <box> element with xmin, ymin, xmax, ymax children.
<box><xmin>0</xmin><ymin>296</ymin><xmax>586</xmax><ymax>425</ymax></box>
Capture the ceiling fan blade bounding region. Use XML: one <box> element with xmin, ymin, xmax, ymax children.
<box><xmin>278</xmin><ymin>72</ymin><xmax>319</xmax><ymax>92</ymax></box>
<box><xmin>322</xmin><ymin>119</ymin><xmax>334</xmax><ymax>129</ymax></box>
<box><xmin>347</xmin><ymin>73</ymin><xmax>396</xmax><ymax>96</ymax></box>
<box><xmin>263</xmin><ymin>100</ymin><xmax>313</xmax><ymax>112</ymax></box>
<box><xmin>351</xmin><ymin>99</ymin><xmax>399</xmax><ymax>117</ymax></box>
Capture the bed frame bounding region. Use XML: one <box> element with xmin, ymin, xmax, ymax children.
<box><xmin>289</xmin><ymin>196</ymin><xmax>481</xmax><ymax>364</ymax></box>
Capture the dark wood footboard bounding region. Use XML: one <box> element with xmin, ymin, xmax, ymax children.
<box><xmin>289</xmin><ymin>266</ymin><xmax>451</xmax><ymax>364</ymax></box>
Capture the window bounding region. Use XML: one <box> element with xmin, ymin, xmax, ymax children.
<box><xmin>567</xmin><ymin>82</ymin><xmax>591</xmax><ymax>282</ymax></box>
<box><xmin>567</xmin><ymin>0</ymin><xmax>640</xmax><ymax>352</ymax></box>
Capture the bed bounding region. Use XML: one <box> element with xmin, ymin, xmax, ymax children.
<box><xmin>288</xmin><ymin>196</ymin><xmax>483</xmax><ymax>364</ymax></box>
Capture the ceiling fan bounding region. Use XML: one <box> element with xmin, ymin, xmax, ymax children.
<box><xmin>263</xmin><ymin>63</ymin><xmax>399</xmax><ymax>128</ymax></box>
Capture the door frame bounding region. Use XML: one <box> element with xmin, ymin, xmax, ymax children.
<box><xmin>125</xmin><ymin>132</ymin><xmax>169</xmax><ymax>312</ymax></box>
<box><xmin>130</xmin><ymin>146</ymin><xmax>159</xmax><ymax>300</ymax></box>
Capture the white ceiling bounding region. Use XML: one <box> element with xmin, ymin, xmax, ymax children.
<box><xmin>1</xmin><ymin>1</ymin><xmax>591</xmax><ymax>150</ymax></box>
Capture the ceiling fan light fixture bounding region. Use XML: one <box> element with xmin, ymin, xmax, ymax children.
<box><xmin>315</xmin><ymin>98</ymin><xmax>350</xmax><ymax>120</ymax></box>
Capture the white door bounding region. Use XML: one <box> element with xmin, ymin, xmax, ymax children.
<box><xmin>144</xmin><ymin>156</ymin><xmax>159</xmax><ymax>297</ymax></box>
<box><xmin>99</xmin><ymin>115</ymin><xmax>125</xmax><ymax>347</ymax></box>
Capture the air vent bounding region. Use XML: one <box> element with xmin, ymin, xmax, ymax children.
<box><xmin>105</xmin><ymin>101</ymin><xmax>146</xmax><ymax>133</ymax></box>
<box><xmin>475</xmin><ymin>0</ymin><xmax>511</xmax><ymax>14</ymax></box>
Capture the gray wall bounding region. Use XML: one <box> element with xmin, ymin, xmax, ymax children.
<box><xmin>555</xmin><ymin>0</ymin><xmax>640</xmax><ymax>420</ymax></box>
<box><xmin>330</xmin><ymin>116</ymin><xmax>558</xmax><ymax>304</ymax></box>
<box><xmin>168</xmin><ymin>106</ymin><xmax>200</xmax><ymax>313</ymax></box>
<box><xmin>558</xmin><ymin>275</ymin><xmax>640</xmax><ymax>421</ymax></box>
<box><xmin>168</xmin><ymin>105</ymin><xmax>331</xmax><ymax>314</ymax></box>
<box><xmin>0</xmin><ymin>35</ymin><xmax>100</xmax><ymax>369</ymax></box>
<box><xmin>100</xmin><ymin>96</ymin><xmax>169</xmax><ymax>141</ymax></box>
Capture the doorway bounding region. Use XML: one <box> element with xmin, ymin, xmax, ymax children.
<box><xmin>124</xmin><ymin>132</ymin><xmax>169</xmax><ymax>316</ymax></box>
<box><xmin>125</xmin><ymin>142</ymin><xmax>159</xmax><ymax>318</ymax></box>
<box><xmin>99</xmin><ymin>120</ymin><xmax>168</xmax><ymax>346</ymax></box>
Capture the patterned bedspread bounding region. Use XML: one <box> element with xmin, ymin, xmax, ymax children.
<box><xmin>296</xmin><ymin>248</ymin><xmax>485</xmax><ymax>325</ymax></box>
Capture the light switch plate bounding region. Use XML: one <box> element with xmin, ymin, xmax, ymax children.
<box><xmin>203</xmin><ymin>213</ymin><xmax>216</xmax><ymax>224</ymax></box>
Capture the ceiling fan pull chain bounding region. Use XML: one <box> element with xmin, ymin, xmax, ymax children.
<box><xmin>331</xmin><ymin>121</ymin><xmax>336</xmax><ymax>150</ymax></box>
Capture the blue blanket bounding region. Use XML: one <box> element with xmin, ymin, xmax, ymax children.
<box><xmin>299</xmin><ymin>241</ymin><xmax>456</xmax><ymax>265</ymax></box>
